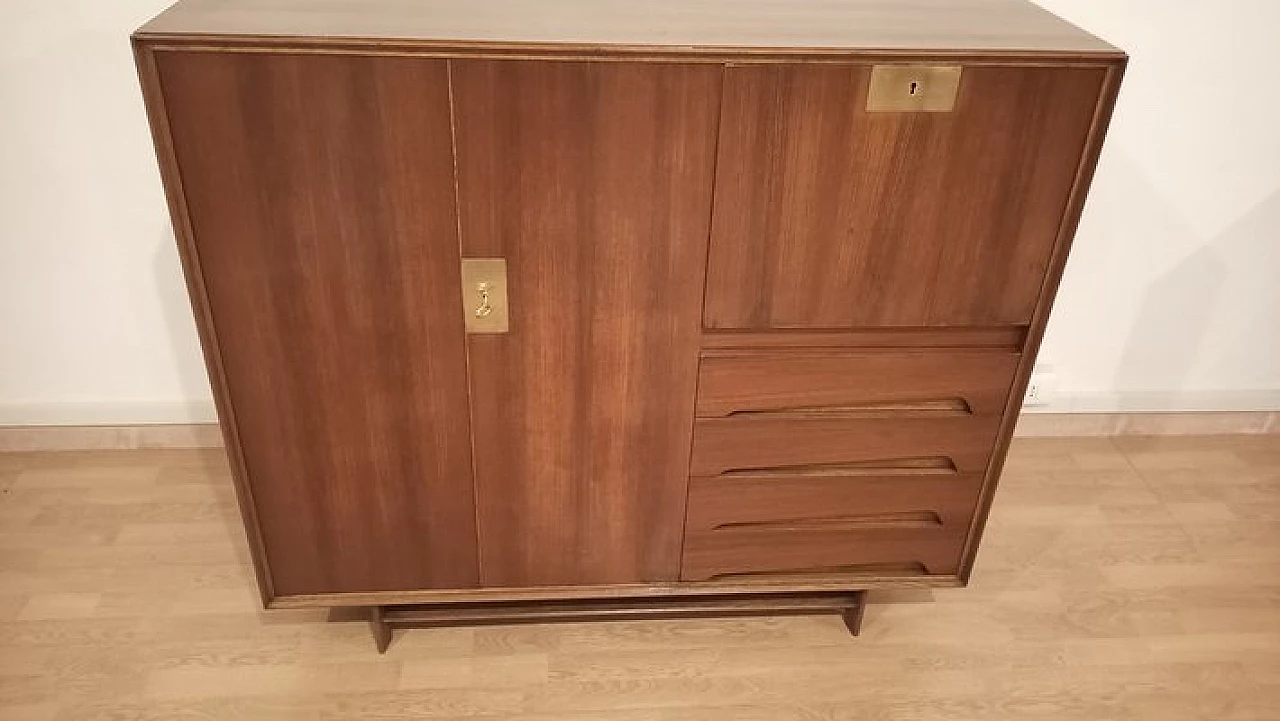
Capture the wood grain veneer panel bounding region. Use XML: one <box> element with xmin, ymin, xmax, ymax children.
<box><xmin>681</xmin><ymin>526</ymin><xmax>967</xmax><ymax>581</ymax></box>
<box><xmin>696</xmin><ymin>349</ymin><xmax>1020</xmax><ymax>418</ymax></box>
<box><xmin>690</xmin><ymin>416</ymin><xmax>1001</xmax><ymax>477</ymax></box>
<box><xmin>700</xmin><ymin>327</ymin><xmax>1026</xmax><ymax>349</ymax></box>
<box><xmin>452</xmin><ymin>60</ymin><xmax>721</xmax><ymax>587</ymax></box>
<box><xmin>705</xmin><ymin>63</ymin><xmax>1106</xmax><ymax>328</ymax></box>
<box><xmin>685</xmin><ymin>473</ymin><xmax>985</xmax><ymax>534</ymax></box>
<box><xmin>681</xmin><ymin>471</ymin><xmax>981</xmax><ymax>580</ymax></box>
<box><xmin>155</xmin><ymin>51</ymin><xmax>478</xmax><ymax>596</ymax></box>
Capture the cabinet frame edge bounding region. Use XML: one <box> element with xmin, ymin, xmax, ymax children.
<box><xmin>958</xmin><ymin>56</ymin><xmax>1129</xmax><ymax>583</ymax></box>
<box><xmin>131</xmin><ymin>33</ymin><xmax>1127</xmax><ymax>65</ymax></box>
<box><xmin>132</xmin><ymin>37</ymin><xmax>279</xmax><ymax>606</ymax></box>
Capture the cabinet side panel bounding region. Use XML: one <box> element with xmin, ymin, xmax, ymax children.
<box><xmin>155</xmin><ymin>50</ymin><xmax>479</xmax><ymax>595</ymax></box>
<box><xmin>706</xmin><ymin>63</ymin><xmax>1106</xmax><ymax>328</ymax></box>
<box><xmin>453</xmin><ymin>60</ymin><xmax>721</xmax><ymax>586</ymax></box>
<box><xmin>133</xmin><ymin>41</ymin><xmax>276</xmax><ymax>603</ymax></box>
<box><xmin>960</xmin><ymin>60</ymin><xmax>1127</xmax><ymax>580</ymax></box>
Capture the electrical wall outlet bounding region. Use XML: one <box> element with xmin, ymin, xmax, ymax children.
<box><xmin>1024</xmin><ymin>372</ymin><xmax>1057</xmax><ymax>407</ymax></box>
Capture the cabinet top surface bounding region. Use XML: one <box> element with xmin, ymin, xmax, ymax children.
<box><xmin>136</xmin><ymin>0</ymin><xmax>1121</xmax><ymax>56</ymax></box>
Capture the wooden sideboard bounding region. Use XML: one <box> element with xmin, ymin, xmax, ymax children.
<box><xmin>133</xmin><ymin>0</ymin><xmax>1124</xmax><ymax>650</ymax></box>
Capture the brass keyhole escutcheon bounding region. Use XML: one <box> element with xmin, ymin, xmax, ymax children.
<box><xmin>460</xmin><ymin>258</ymin><xmax>508</xmax><ymax>333</ymax></box>
<box><xmin>867</xmin><ymin>65</ymin><xmax>961</xmax><ymax>112</ymax></box>
<box><xmin>475</xmin><ymin>282</ymin><xmax>493</xmax><ymax>318</ymax></box>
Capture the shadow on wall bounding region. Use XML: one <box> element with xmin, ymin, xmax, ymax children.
<box><xmin>1107</xmin><ymin>152</ymin><xmax>1280</xmax><ymax>405</ymax></box>
<box><xmin>1206</xmin><ymin>192</ymin><xmax>1280</xmax><ymax>384</ymax></box>
<box><xmin>152</xmin><ymin>223</ymin><xmax>217</xmax><ymax>422</ymax></box>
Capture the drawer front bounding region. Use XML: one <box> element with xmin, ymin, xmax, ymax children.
<box><xmin>681</xmin><ymin>525</ymin><xmax>967</xmax><ymax>581</ymax></box>
<box><xmin>685</xmin><ymin>472</ymin><xmax>984</xmax><ymax>534</ymax></box>
<box><xmin>689</xmin><ymin>415</ymin><xmax>1001</xmax><ymax>477</ymax></box>
<box><xmin>696</xmin><ymin>348</ymin><xmax>1019</xmax><ymax>418</ymax></box>
<box><xmin>681</xmin><ymin>472</ymin><xmax>981</xmax><ymax>581</ymax></box>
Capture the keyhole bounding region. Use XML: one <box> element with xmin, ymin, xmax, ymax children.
<box><xmin>475</xmin><ymin>281</ymin><xmax>493</xmax><ymax>318</ymax></box>
<box><xmin>909</xmin><ymin>81</ymin><xmax>920</xmax><ymax>96</ymax></box>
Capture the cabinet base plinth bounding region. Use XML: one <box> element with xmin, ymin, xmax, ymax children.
<box><xmin>367</xmin><ymin>590</ymin><xmax>867</xmax><ymax>652</ymax></box>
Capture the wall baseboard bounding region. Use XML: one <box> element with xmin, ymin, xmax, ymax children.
<box><xmin>1014</xmin><ymin>411</ymin><xmax>1278</xmax><ymax>437</ymax></box>
<box><xmin>1021</xmin><ymin>389</ymin><xmax>1280</xmax><ymax>413</ymax></box>
<box><xmin>0</xmin><ymin>401</ymin><xmax>218</xmax><ymax>426</ymax></box>
<box><xmin>0</xmin><ymin>424</ymin><xmax>223</xmax><ymax>452</ymax></box>
<box><xmin>1</xmin><ymin>412</ymin><xmax>1277</xmax><ymax>451</ymax></box>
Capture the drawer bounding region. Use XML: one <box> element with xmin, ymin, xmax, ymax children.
<box><xmin>681</xmin><ymin>525</ymin><xmax>967</xmax><ymax>581</ymax></box>
<box><xmin>696</xmin><ymin>348</ymin><xmax>1019</xmax><ymax>418</ymax></box>
<box><xmin>685</xmin><ymin>471</ymin><xmax>984</xmax><ymax>534</ymax></box>
<box><xmin>680</xmin><ymin>470</ymin><xmax>981</xmax><ymax>581</ymax></box>
<box><xmin>689</xmin><ymin>415</ymin><xmax>1001</xmax><ymax>476</ymax></box>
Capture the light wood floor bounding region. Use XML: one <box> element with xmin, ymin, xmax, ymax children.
<box><xmin>1</xmin><ymin>436</ymin><xmax>1278</xmax><ymax>720</ymax></box>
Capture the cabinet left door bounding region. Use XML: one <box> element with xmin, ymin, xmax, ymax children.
<box><xmin>148</xmin><ymin>51</ymin><xmax>479</xmax><ymax>597</ymax></box>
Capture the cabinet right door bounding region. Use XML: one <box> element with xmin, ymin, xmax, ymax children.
<box><xmin>450</xmin><ymin>60</ymin><xmax>721</xmax><ymax>587</ymax></box>
<box><xmin>704</xmin><ymin>63</ymin><xmax>1107</xmax><ymax>329</ymax></box>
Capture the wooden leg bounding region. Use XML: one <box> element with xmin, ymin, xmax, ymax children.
<box><xmin>370</xmin><ymin>606</ymin><xmax>392</xmax><ymax>653</ymax></box>
<box><xmin>840</xmin><ymin>591</ymin><xmax>867</xmax><ymax>637</ymax></box>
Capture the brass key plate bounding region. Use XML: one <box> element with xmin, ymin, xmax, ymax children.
<box><xmin>461</xmin><ymin>258</ymin><xmax>509</xmax><ymax>334</ymax></box>
<box><xmin>866</xmin><ymin>65</ymin><xmax>962</xmax><ymax>112</ymax></box>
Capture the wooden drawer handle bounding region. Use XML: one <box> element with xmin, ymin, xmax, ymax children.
<box><xmin>712</xmin><ymin>511</ymin><xmax>944</xmax><ymax>532</ymax></box>
<box><xmin>723</xmin><ymin>398</ymin><xmax>972</xmax><ymax>420</ymax></box>
<box><xmin>719</xmin><ymin>457</ymin><xmax>958</xmax><ymax>478</ymax></box>
<box><xmin>706</xmin><ymin>562</ymin><xmax>930</xmax><ymax>582</ymax></box>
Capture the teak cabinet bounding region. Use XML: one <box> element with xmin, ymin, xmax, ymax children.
<box><xmin>134</xmin><ymin>0</ymin><xmax>1124</xmax><ymax>645</ymax></box>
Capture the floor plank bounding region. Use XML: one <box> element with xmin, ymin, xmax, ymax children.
<box><xmin>0</xmin><ymin>436</ymin><xmax>1277</xmax><ymax>719</ymax></box>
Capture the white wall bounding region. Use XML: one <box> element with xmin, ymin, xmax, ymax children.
<box><xmin>1032</xmin><ymin>0</ymin><xmax>1280</xmax><ymax>411</ymax></box>
<box><xmin>0</xmin><ymin>0</ymin><xmax>215</xmax><ymax>424</ymax></box>
<box><xmin>0</xmin><ymin>1</ymin><xmax>1277</xmax><ymax>425</ymax></box>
